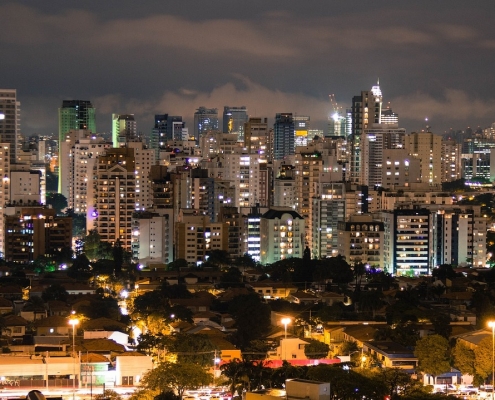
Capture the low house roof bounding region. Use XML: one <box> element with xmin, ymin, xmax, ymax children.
<box><xmin>83</xmin><ymin>317</ymin><xmax>127</xmax><ymax>331</ymax></box>
<box><xmin>34</xmin><ymin>315</ymin><xmax>70</xmax><ymax>328</ymax></box>
<box><xmin>0</xmin><ymin>297</ymin><xmax>13</xmax><ymax>308</ymax></box>
<box><xmin>1</xmin><ymin>314</ymin><xmax>29</xmax><ymax>326</ymax></box>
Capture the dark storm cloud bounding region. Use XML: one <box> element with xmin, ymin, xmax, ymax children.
<box><xmin>1</xmin><ymin>1</ymin><xmax>495</xmax><ymax>135</ymax></box>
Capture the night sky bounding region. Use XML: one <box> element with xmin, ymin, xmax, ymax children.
<box><xmin>2</xmin><ymin>1</ymin><xmax>495</xmax><ymax>136</ymax></box>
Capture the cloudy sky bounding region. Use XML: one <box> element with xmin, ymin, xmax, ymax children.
<box><xmin>1</xmin><ymin>1</ymin><xmax>495</xmax><ymax>136</ymax></box>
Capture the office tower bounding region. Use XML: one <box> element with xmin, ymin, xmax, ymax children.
<box><xmin>150</xmin><ymin>114</ymin><xmax>185</xmax><ymax>163</ymax></box>
<box><xmin>327</xmin><ymin>112</ymin><xmax>347</xmax><ymax>138</ymax></box>
<box><xmin>0</xmin><ymin>144</ymin><xmax>10</xmax><ymax>256</ymax></box>
<box><xmin>273</xmin><ymin>113</ymin><xmax>295</xmax><ymax>160</ymax></box>
<box><xmin>0</xmin><ymin>89</ymin><xmax>21</xmax><ymax>165</ymax></box>
<box><xmin>294</xmin><ymin>115</ymin><xmax>310</xmax><ymax>148</ymax></box>
<box><xmin>194</xmin><ymin>107</ymin><xmax>218</xmax><ymax>144</ymax></box>
<box><xmin>4</xmin><ymin>206</ymin><xmax>72</xmax><ymax>263</ymax></box>
<box><xmin>350</xmin><ymin>83</ymin><xmax>382</xmax><ymax>183</ymax></box>
<box><xmin>381</xmin><ymin>108</ymin><xmax>399</xmax><ymax>125</ymax></box>
<box><xmin>404</xmin><ymin>131</ymin><xmax>443</xmax><ymax>185</ymax></box>
<box><xmin>244</xmin><ymin>117</ymin><xmax>269</xmax><ymax>157</ymax></box>
<box><xmin>58</xmin><ymin>100</ymin><xmax>96</xmax><ymax>194</ymax></box>
<box><xmin>223</xmin><ymin>106</ymin><xmax>248</xmax><ymax>142</ymax></box>
<box><xmin>112</xmin><ymin>114</ymin><xmax>137</xmax><ymax>147</ymax></box>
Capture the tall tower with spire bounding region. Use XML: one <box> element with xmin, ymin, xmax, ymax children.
<box><xmin>350</xmin><ymin>81</ymin><xmax>383</xmax><ymax>183</ymax></box>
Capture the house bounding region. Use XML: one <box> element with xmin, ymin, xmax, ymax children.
<box><xmin>115</xmin><ymin>353</ymin><xmax>153</xmax><ymax>387</ymax></box>
<box><xmin>0</xmin><ymin>315</ymin><xmax>29</xmax><ymax>340</ymax></box>
<box><xmin>287</xmin><ymin>291</ymin><xmax>318</xmax><ymax>305</ymax></box>
<box><xmin>247</xmin><ymin>280</ymin><xmax>297</xmax><ymax>299</ymax></box>
<box><xmin>364</xmin><ymin>341</ymin><xmax>417</xmax><ymax>370</ymax></box>
<box><xmin>47</xmin><ymin>300</ymin><xmax>71</xmax><ymax>317</ymax></box>
<box><xmin>0</xmin><ymin>297</ymin><xmax>13</xmax><ymax>314</ymax></box>
<box><xmin>63</xmin><ymin>283</ymin><xmax>96</xmax><ymax>296</ymax></box>
<box><xmin>20</xmin><ymin>303</ymin><xmax>47</xmax><ymax>322</ymax></box>
<box><xmin>268</xmin><ymin>337</ymin><xmax>311</xmax><ymax>361</ymax></box>
<box><xmin>319</xmin><ymin>292</ymin><xmax>346</xmax><ymax>306</ymax></box>
<box><xmin>0</xmin><ymin>285</ymin><xmax>24</xmax><ymax>300</ymax></box>
<box><xmin>170</xmin><ymin>297</ymin><xmax>212</xmax><ymax>313</ymax></box>
<box><xmin>34</xmin><ymin>315</ymin><xmax>72</xmax><ymax>336</ymax></box>
<box><xmin>208</xmin><ymin>335</ymin><xmax>242</xmax><ymax>363</ymax></box>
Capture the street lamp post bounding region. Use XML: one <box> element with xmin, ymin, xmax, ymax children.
<box><xmin>69</xmin><ymin>317</ymin><xmax>79</xmax><ymax>400</ymax></box>
<box><xmin>489</xmin><ymin>321</ymin><xmax>495</xmax><ymax>400</ymax></box>
<box><xmin>281</xmin><ymin>318</ymin><xmax>291</xmax><ymax>360</ymax></box>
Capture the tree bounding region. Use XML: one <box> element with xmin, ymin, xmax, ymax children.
<box><xmin>94</xmin><ymin>389</ymin><xmax>122</xmax><ymax>400</ymax></box>
<box><xmin>41</xmin><ymin>283</ymin><xmax>68</xmax><ymax>302</ymax></box>
<box><xmin>227</xmin><ymin>293</ymin><xmax>271</xmax><ymax>349</ymax></box>
<box><xmin>452</xmin><ymin>341</ymin><xmax>475</xmax><ymax>376</ymax></box>
<box><xmin>141</xmin><ymin>361</ymin><xmax>212</xmax><ymax>398</ymax></box>
<box><xmin>168</xmin><ymin>333</ymin><xmax>216</xmax><ymax>367</ymax></box>
<box><xmin>46</xmin><ymin>192</ymin><xmax>68</xmax><ymax>214</ymax></box>
<box><xmin>304</xmin><ymin>339</ymin><xmax>329</xmax><ymax>359</ymax></box>
<box><xmin>415</xmin><ymin>335</ymin><xmax>450</xmax><ymax>379</ymax></box>
<box><xmin>474</xmin><ymin>336</ymin><xmax>493</xmax><ymax>381</ymax></box>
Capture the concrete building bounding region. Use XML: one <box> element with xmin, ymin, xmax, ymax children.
<box><xmin>112</xmin><ymin>114</ymin><xmax>137</xmax><ymax>147</ymax></box>
<box><xmin>294</xmin><ymin>115</ymin><xmax>310</xmax><ymax>148</ymax></box>
<box><xmin>194</xmin><ymin>107</ymin><xmax>219</xmax><ymax>144</ymax></box>
<box><xmin>273</xmin><ymin>113</ymin><xmax>295</xmax><ymax>161</ymax></box>
<box><xmin>244</xmin><ymin>117</ymin><xmax>270</xmax><ymax>159</ymax></box>
<box><xmin>89</xmin><ymin>147</ymin><xmax>137</xmax><ymax>251</ymax></box>
<box><xmin>337</xmin><ymin>214</ymin><xmax>384</xmax><ymax>269</ymax></box>
<box><xmin>404</xmin><ymin>131</ymin><xmax>443</xmax><ymax>185</ymax></box>
<box><xmin>0</xmin><ymin>143</ymin><xmax>9</xmax><ymax>256</ymax></box>
<box><xmin>4</xmin><ymin>206</ymin><xmax>72</xmax><ymax>263</ymax></box>
<box><xmin>174</xmin><ymin>210</ymin><xmax>229</xmax><ymax>265</ymax></box>
<box><xmin>132</xmin><ymin>210</ymin><xmax>173</xmax><ymax>265</ymax></box>
<box><xmin>260</xmin><ymin>207</ymin><xmax>305</xmax><ymax>264</ymax></box>
<box><xmin>350</xmin><ymin>83</ymin><xmax>383</xmax><ymax>184</ymax></box>
<box><xmin>223</xmin><ymin>106</ymin><xmax>248</xmax><ymax>142</ymax></box>
<box><xmin>9</xmin><ymin>169</ymin><xmax>42</xmax><ymax>205</ymax></box>
<box><xmin>58</xmin><ymin>100</ymin><xmax>96</xmax><ymax>194</ymax></box>
<box><xmin>0</xmin><ymin>89</ymin><xmax>21</xmax><ymax>165</ymax></box>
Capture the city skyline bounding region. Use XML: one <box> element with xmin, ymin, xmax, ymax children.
<box><xmin>1</xmin><ymin>1</ymin><xmax>495</xmax><ymax>135</ymax></box>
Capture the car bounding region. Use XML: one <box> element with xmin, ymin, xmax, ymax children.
<box><xmin>183</xmin><ymin>396</ymin><xmax>197</xmax><ymax>400</ymax></box>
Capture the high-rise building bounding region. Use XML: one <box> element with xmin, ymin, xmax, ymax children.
<box><xmin>273</xmin><ymin>113</ymin><xmax>295</xmax><ymax>161</ymax></box>
<box><xmin>350</xmin><ymin>83</ymin><xmax>382</xmax><ymax>183</ymax></box>
<box><xmin>404</xmin><ymin>131</ymin><xmax>443</xmax><ymax>185</ymax></box>
<box><xmin>223</xmin><ymin>106</ymin><xmax>248</xmax><ymax>142</ymax></box>
<box><xmin>0</xmin><ymin>89</ymin><xmax>21</xmax><ymax>165</ymax></box>
<box><xmin>0</xmin><ymin>144</ymin><xmax>10</xmax><ymax>256</ymax></box>
<box><xmin>58</xmin><ymin>100</ymin><xmax>96</xmax><ymax>193</ymax></box>
<box><xmin>381</xmin><ymin>108</ymin><xmax>399</xmax><ymax>125</ymax></box>
<box><xmin>294</xmin><ymin>115</ymin><xmax>310</xmax><ymax>148</ymax></box>
<box><xmin>194</xmin><ymin>107</ymin><xmax>218</xmax><ymax>144</ymax></box>
<box><xmin>150</xmin><ymin>114</ymin><xmax>185</xmax><ymax>163</ymax></box>
<box><xmin>244</xmin><ymin>117</ymin><xmax>269</xmax><ymax>157</ymax></box>
<box><xmin>112</xmin><ymin>114</ymin><xmax>137</xmax><ymax>147</ymax></box>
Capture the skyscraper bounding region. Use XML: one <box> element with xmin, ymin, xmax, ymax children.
<box><xmin>350</xmin><ymin>83</ymin><xmax>382</xmax><ymax>183</ymax></box>
<box><xmin>0</xmin><ymin>89</ymin><xmax>21</xmax><ymax>165</ymax></box>
<box><xmin>273</xmin><ymin>113</ymin><xmax>295</xmax><ymax>161</ymax></box>
<box><xmin>150</xmin><ymin>114</ymin><xmax>185</xmax><ymax>162</ymax></box>
<box><xmin>294</xmin><ymin>115</ymin><xmax>310</xmax><ymax>147</ymax></box>
<box><xmin>193</xmin><ymin>107</ymin><xmax>218</xmax><ymax>144</ymax></box>
<box><xmin>223</xmin><ymin>106</ymin><xmax>248</xmax><ymax>142</ymax></box>
<box><xmin>112</xmin><ymin>113</ymin><xmax>137</xmax><ymax>147</ymax></box>
<box><xmin>58</xmin><ymin>100</ymin><xmax>96</xmax><ymax>193</ymax></box>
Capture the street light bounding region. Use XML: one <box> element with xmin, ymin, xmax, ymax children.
<box><xmin>281</xmin><ymin>318</ymin><xmax>291</xmax><ymax>361</ymax></box>
<box><xmin>69</xmin><ymin>317</ymin><xmax>79</xmax><ymax>400</ymax></box>
<box><xmin>281</xmin><ymin>318</ymin><xmax>291</xmax><ymax>339</ymax></box>
<box><xmin>349</xmin><ymin>348</ymin><xmax>366</xmax><ymax>368</ymax></box>
<box><xmin>488</xmin><ymin>321</ymin><xmax>495</xmax><ymax>400</ymax></box>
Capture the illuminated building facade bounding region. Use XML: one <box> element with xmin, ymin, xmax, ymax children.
<box><xmin>0</xmin><ymin>89</ymin><xmax>21</xmax><ymax>166</ymax></box>
<box><xmin>223</xmin><ymin>106</ymin><xmax>248</xmax><ymax>142</ymax></box>
<box><xmin>273</xmin><ymin>113</ymin><xmax>295</xmax><ymax>161</ymax></box>
<box><xmin>194</xmin><ymin>107</ymin><xmax>219</xmax><ymax>144</ymax></box>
